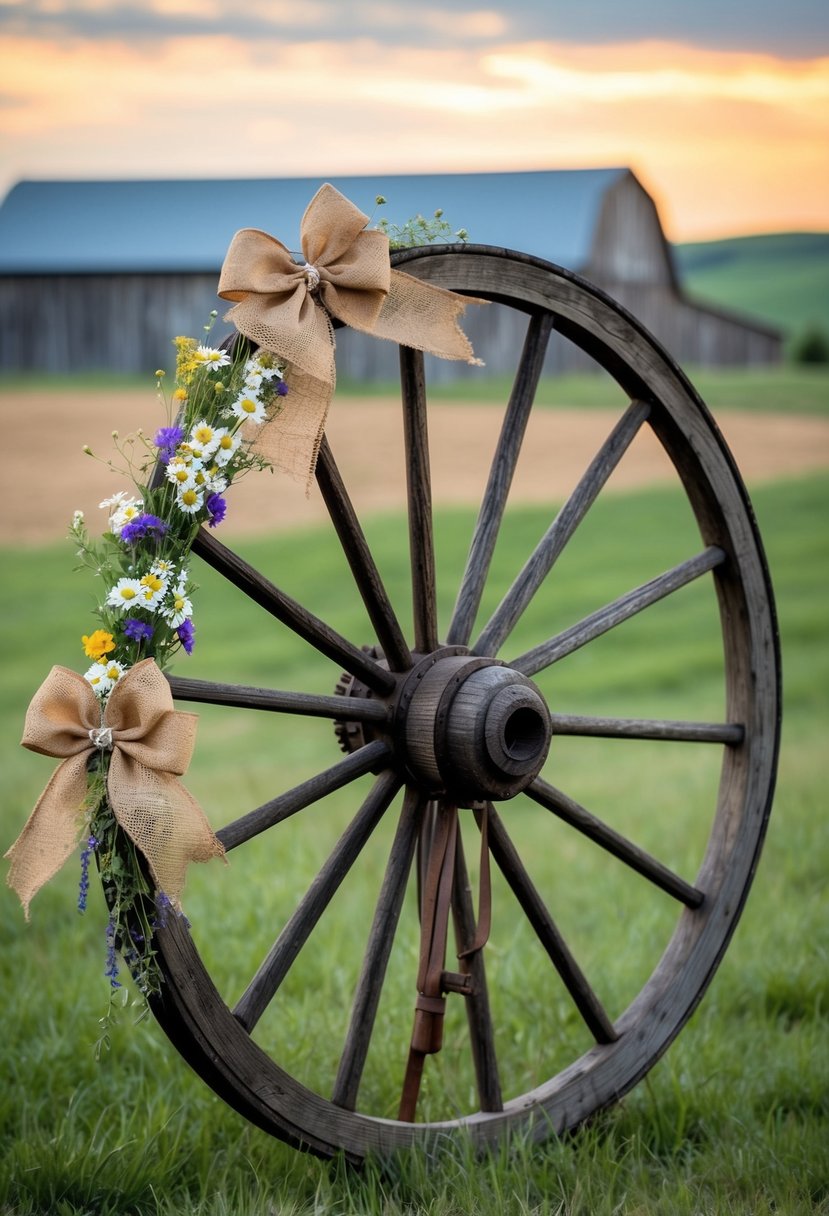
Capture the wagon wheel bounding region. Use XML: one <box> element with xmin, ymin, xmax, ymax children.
<box><xmin>149</xmin><ymin>245</ymin><xmax>779</xmax><ymax>1161</ymax></box>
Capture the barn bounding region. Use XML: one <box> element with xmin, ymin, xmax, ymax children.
<box><xmin>0</xmin><ymin>169</ymin><xmax>781</xmax><ymax>377</ymax></box>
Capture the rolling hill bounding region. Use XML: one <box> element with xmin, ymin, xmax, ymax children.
<box><xmin>674</xmin><ymin>232</ymin><xmax>829</xmax><ymax>351</ymax></box>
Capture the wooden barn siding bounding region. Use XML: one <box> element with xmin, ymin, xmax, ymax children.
<box><xmin>605</xmin><ymin>285</ymin><xmax>782</xmax><ymax>368</ymax></box>
<box><xmin>0</xmin><ymin>273</ymin><xmax>223</xmax><ymax>373</ymax></box>
<box><xmin>338</xmin><ymin>289</ymin><xmax>781</xmax><ymax>382</ymax></box>
<box><xmin>0</xmin><ymin>273</ymin><xmax>780</xmax><ymax>376</ymax></box>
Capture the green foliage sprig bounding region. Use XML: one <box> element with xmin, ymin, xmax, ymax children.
<box><xmin>373</xmin><ymin>196</ymin><xmax>469</xmax><ymax>248</ymax></box>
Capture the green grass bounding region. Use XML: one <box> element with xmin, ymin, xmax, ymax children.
<box><xmin>3</xmin><ymin>364</ymin><xmax>827</xmax><ymax>416</ymax></box>
<box><xmin>338</xmin><ymin>364</ymin><xmax>826</xmax><ymax>416</ymax></box>
<box><xmin>1</xmin><ymin>473</ymin><xmax>827</xmax><ymax>1215</ymax></box>
<box><xmin>674</xmin><ymin>232</ymin><xmax>829</xmax><ymax>347</ymax></box>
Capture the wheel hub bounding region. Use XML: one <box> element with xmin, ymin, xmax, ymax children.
<box><xmin>400</xmin><ymin>654</ymin><xmax>551</xmax><ymax>801</ymax></box>
<box><xmin>335</xmin><ymin>650</ymin><xmax>552</xmax><ymax>803</ymax></box>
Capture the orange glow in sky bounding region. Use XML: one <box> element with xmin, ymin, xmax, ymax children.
<box><xmin>0</xmin><ymin>29</ymin><xmax>827</xmax><ymax>240</ymax></box>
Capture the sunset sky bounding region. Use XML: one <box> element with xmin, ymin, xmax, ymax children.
<box><xmin>1</xmin><ymin>0</ymin><xmax>827</xmax><ymax>241</ymax></box>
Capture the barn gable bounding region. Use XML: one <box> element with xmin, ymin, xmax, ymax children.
<box><xmin>585</xmin><ymin>172</ymin><xmax>679</xmax><ymax>290</ymax></box>
<box><xmin>0</xmin><ymin>169</ymin><xmax>781</xmax><ymax>374</ymax></box>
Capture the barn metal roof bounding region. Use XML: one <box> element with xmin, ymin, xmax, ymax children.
<box><xmin>0</xmin><ymin>169</ymin><xmax>630</xmax><ymax>275</ymax></box>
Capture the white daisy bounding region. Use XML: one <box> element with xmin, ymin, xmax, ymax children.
<box><xmin>103</xmin><ymin>659</ymin><xmax>126</xmax><ymax>686</ymax></box>
<box><xmin>106</xmin><ymin>577</ymin><xmax>144</xmax><ymax>610</ymax></box>
<box><xmin>163</xmin><ymin>587</ymin><xmax>193</xmax><ymax>628</ymax></box>
<box><xmin>99</xmin><ymin>490</ymin><xmax>133</xmax><ymax>511</ymax></box>
<box><xmin>190</xmin><ymin>420</ymin><xmax>220</xmax><ymax>458</ymax></box>
<box><xmin>259</xmin><ymin>364</ymin><xmax>283</xmax><ymax>382</ymax></box>
<box><xmin>191</xmin><ymin>464</ymin><xmax>223</xmax><ymax>493</ymax></box>
<box><xmin>84</xmin><ymin>662</ymin><xmax>111</xmax><ymax>694</ymax></box>
<box><xmin>177</xmin><ymin>486</ymin><xmax>204</xmax><ymax>515</ymax></box>
<box><xmin>194</xmin><ymin>344</ymin><xmax>231</xmax><ymax>371</ymax></box>
<box><xmin>84</xmin><ymin>658</ymin><xmax>127</xmax><ymax>695</ymax></box>
<box><xmin>180</xmin><ymin>441</ymin><xmax>208</xmax><ymax>463</ymax></box>
<box><xmin>203</xmin><ymin>467</ymin><xmax>228</xmax><ymax>494</ymax></box>
<box><xmin>211</xmin><ymin>428</ymin><xmax>241</xmax><ymax>467</ymax></box>
<box><xmin>138</xmin><ymin>570</ymin><xmax>167</xmax><ymax>609</ymax></box>
<box><xmin>230</xmin><ymin>392</ymin><xmax>267</xmax><ymax>425</ymax></box>
<box><xmin>151</xmin><ymin>559</ymin><xmax>176</xmax><ymax>579</ymax></box>
<box><xmin>165</xmin><ymin>456</ymin><xmax>199</xmax><ymax>490</ymax></box>
<box><xmin>110</xmin><ymin>499</ymin><xmax>143</xmax><ymax>536</ymax></box>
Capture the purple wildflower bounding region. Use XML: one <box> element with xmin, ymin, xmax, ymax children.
<box><xmin>104</xmin><ymin>914</ymin><xmax>121</xmax><ymax>988</ymax></box>
<box><xmin>77</xmin><ymin>835</ymin><xmax>98</xmax><ymax>913</ymax></box>
<box><xmin>276</xmin><ymin>379</ymin><xmax>289</xmax><ymax>397</ymax></box>
<box><xmin>177</xmin><ymin>618</ymin><xmax>195</xmax><ymax>655</ymax></box>
<box><xmin>154</xmin><ymin>425</ymin><xmax>185</xmax><ymax>463</ymax></box>
<box><xmin>206</xmin><ymin>491</ymin><xmax>227</xmax><ymax>528</ymax></box>
<box><xmin>123</xmin><ymin>617</ymin><xmax>154</xmax><ymax>644</ymax></box>
<box><xmin>119</xmin><ymin>513</ymin><xmax>169</xmax><ymax>545</ymax></box>
<box><xmin>153</xmin><ymin>891</ymin><xmax>173</xmax><ymax>930</ymax></box>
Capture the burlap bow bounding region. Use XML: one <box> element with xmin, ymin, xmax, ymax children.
<box><xmin>218</xmin><ymin>182</ymin><xmax>484</xmax><ymax>487</ymax></box>
<box><xmin>6</xmin><ymin>660</ymin><xmax>224</xmax><ymax>918</ymax></box>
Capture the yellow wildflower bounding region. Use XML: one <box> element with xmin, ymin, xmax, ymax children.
<box><xmin>173</xmin><ymin>335</ymin><xmax>201</xmax><ymax>382</ymax></box>
<box><xmin>82</xmin><ymin>629</ymin><xmax>116</xmax><ymax>661</ymax></box>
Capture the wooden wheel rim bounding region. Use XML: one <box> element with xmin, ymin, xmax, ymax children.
<box><xmin>148</xmin><ymin>246</ymin><xmax>780</xmax><ymax>1160</ymax></box>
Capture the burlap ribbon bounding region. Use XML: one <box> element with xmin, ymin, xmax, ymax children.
<box><xmin>218</xmin><ymin>182</ymin><xmax>484</xmax><ymax>488</ymax></box>
<box><xmin>6</xmin><ymin>660</ymin><xmax>224</xmax><ymax>918</ymax></box>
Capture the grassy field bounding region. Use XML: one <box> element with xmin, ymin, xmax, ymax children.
<box><xmin>1</xmin><ymin>465</ymin><xmax>827</xmax><ymax>1214</ymax></box>
<box><xmin>3</xmin><ymin>364</ymin><xmax>826</xmax><ymax>415</ymax></box>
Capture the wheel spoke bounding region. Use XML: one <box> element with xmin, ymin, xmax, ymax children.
<box><xmin>168</xmin><ymin>675</ymin><xmax>391</xmax><ymax>724</ymax></box>
<box><xmin>446</xmin><ymin>312</ymin><xmax>555</xmax><ymax>647</ymax></box>
<box><xmin>234</xmin><ymin>769</ymin><xmax>403</xmax><ymax>1033</ymax></box>
<box><xmin>527</xmin><ymin>777</ymin><xmax>704</xmax><ymax>907</ymax></box>
<box><xmin>478</xmin><ymin>803</ymin><xmax>618</xmax><ymax>1044</ymax></box>
<box><xmin>473</xmin><ymin>399</ymin><xmax>651</xmax><ymax>657</ymax></box>
<box><xmin>192</xmin><ymin>529</ymin><xmax>395</xmax><ymax>695</ymax></box>
<box><xmin>400</xmin><ymin>347</ymin><xmax>438</xmax><ymax>653</ymax></box>
<box><xmin>549</xmin><ymin>713</ymin><xmax>744</xmax><ymax>744</ymax></box>
<box><xmin>331</xmin><ymin>787</ymin><xmax>426</xmax><ymax>1111</ymax></box>
<box><xmin>451</xmin><ymin>824</ymin><xmax>502</xmax><ymax>1112</ymax></box>
<box><xmin>511</xmin><ymin>546</ymin><xmax>726</xmax><ymax>677</ymax></box>
<box><xmin>217</xmin><ymin>740</ymin><xmax>392</xmax><ymax>852</ymax></box>
<box><xmin>316</xmin><ymin>436</ymin><xmax>413</xmax><ymax>672</ymax></box>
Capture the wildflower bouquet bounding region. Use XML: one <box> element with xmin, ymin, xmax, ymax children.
<box><xmin>73</xmin><ymin>330</ymin><xmax>287</xmax><ymax>685</ymax></box>
<box><xmin>6</xmin><ymin>326</ymin><xmax>288</xmax><ymax>1040</ymax></box>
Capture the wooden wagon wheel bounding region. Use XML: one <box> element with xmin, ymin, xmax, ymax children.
<box><xmin>149</xmin><ymin>245</ymin><xmax>780</xmax><ymax>1161</ymax></box>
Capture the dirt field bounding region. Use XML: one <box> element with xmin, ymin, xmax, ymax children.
<box><xmin>5</xmin><ymin>388</ymin><xmax>829</xmax><ymax>545</ymax></box>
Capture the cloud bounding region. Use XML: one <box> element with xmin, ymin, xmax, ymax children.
<box><xmin>0</xmin><ymin>0</ymin><xmax>510</xmax><ymax>47</ymax></box>
<box><xmin>504</xmin><ymin>0</ymin><xmax>829</xmax><ymax>58</ymax></box>
<box><xmin>0</xmin><ymin>0</ymin><xmax>827</xmax><ymax>56</ymax></box>
<box><xmin>0</xmin><ymin>27</ymin><xmax>827</xmax><ymax>238</ymax></box>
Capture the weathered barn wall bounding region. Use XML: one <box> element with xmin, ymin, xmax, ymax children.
<box><xmin>605</xmin><ymin>285</ymin><xmax>781</xmax><ymax>368</ymax></box>
<box><xmin>0</xmin><ymin>270</ymin><xmax>781</xmax><ymax>378</ymax></box>
<box><xmin>0</xmin><ymin>274</ymin><xmax>222</xmax><ymax>373</ymax></box>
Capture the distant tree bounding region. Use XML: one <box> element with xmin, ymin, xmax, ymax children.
<box><xmin>792</xmin><ymin>327</ymin><xmax>829</xmax><ymax>364</ymax></box>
